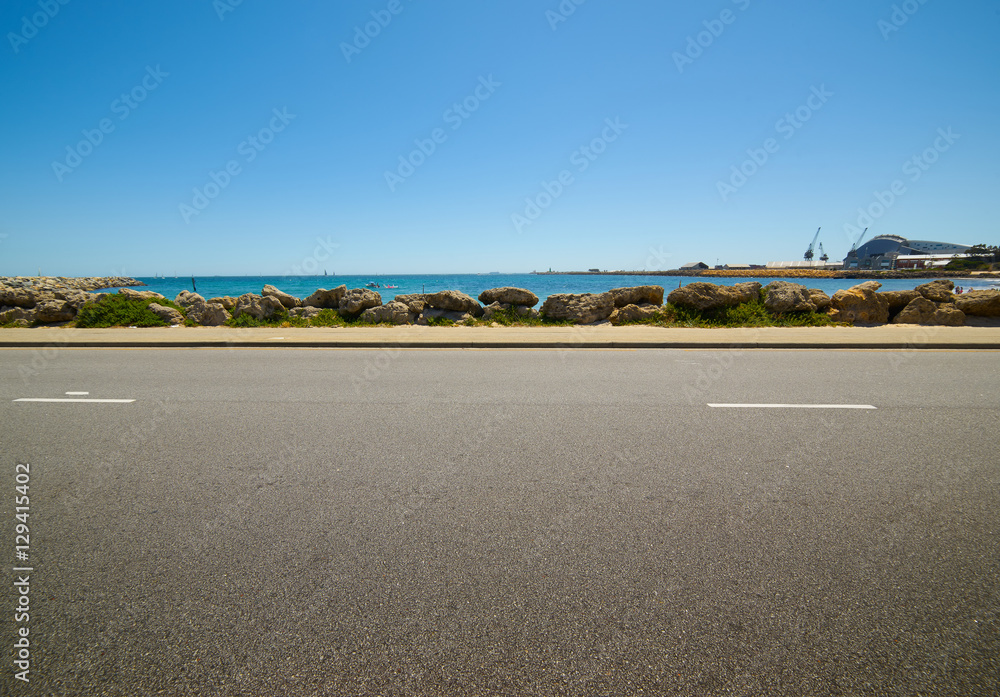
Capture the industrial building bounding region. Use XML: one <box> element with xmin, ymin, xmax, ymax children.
<box><xmin>843</xmin><ymin>234</ymin><xmax>971</xmax><ymax>270</ymax></box>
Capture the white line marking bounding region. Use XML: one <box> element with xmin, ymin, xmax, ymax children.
<box><xmin>708</xmin><ymin>404</ymin><xmax>877</xmax><ymax>410</ymax></box>
<box><xmin>65</xmin><ymin>391</ymin><xmax>89</xmax><ymax>395</ymax></box>
<box><xmin>14</xmin><ymin>398</ymin><xmax>135</xmax><ymax>404</ymax></box>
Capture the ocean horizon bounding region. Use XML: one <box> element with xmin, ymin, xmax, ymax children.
<box><xmin>104</xmin><ymin>274</ymin><xmax>999</xmax><ymax>306</ymax></box>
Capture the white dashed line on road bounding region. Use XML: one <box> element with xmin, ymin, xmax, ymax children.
<box><xmin>708</xmin><ymin>403</ymin><xmax>877</xmax><ymax>409</ymax></box>
<box><xmin>14</xmin><ymin>398</ymin><xmax>135</xmax><ymax>403</ymax></box>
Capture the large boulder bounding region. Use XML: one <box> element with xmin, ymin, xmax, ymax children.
<box><xmin>666</xmin><ymin>282</ymin><xmax>762</xmax><ymax>312</ymax></box>
<box><xmin>609</xmin><ymin>303</ymin><xmax>661</xmax><ymax>325</ymax></box>
<box><xmin>0</xmin><ymin>286</ymin><xmax>36</xmax><ymax>308</ymax></box>
<box><xmin>763</xmin><ymin>281</ymin><xmax>815</xmax><ymax>313</ymax></box>
<box><xmin>932</xmin><ymin>303</ymin><xmax>967</xmax><ymax>326</ymax></box>
<box><xmin>174</xmin><ymin>291</ymin><xmax>205</xmax><ymax>307</ymax></box>
<box><xmin>879</xmin><ymin>290</ymin><xmax>922</xmax><ymax>314</ymax></box>
<box><xmin>892</xmin><ymin>297</ymin><xmax>965</xmax><ymax>326</ymax></box>
<box><xmin>185</xmin><ymin>301</ymin><xmax>230</xmax><ymax>327</ymax></box>
<box><xmin>119</xmin><ymin>288</ymin><xmax>165</xmax><ymax>301</ymax></box>
<box><xmin>808</xmin><ymin>289</ymin><xmax>831</xmax><ymax>312</ymax></box>
<box><xmin>59</xmin><ymin>291</ymin><xmax>94</xmax><ymax>311</ymax></box>
<box><xmin>289</xmin><ymin>306</ymin><xmax>323</xmax><ymax>320</ymax></box>
<box><xmin>360</xmin><ymin>301</ymin><xmax>414</xmax><ymax>325</ymax></box>
<box><xmin>425</xmin><ymin>290</ymin><xmax>483</xmax><ymax>316</ymax></box>
<box><xmin>34</xmin><ymin>300</ymin><xmax>77</xmax><ymax>323</ymax></box>
<box><xmin>478</xmin><ymin>287</ymin><xmax>539</xmax><ymax>307</ymax></box>
<box><xmin>148</xmin><ymin>303</ymin><xmax>185</xmax><ymax>325</ymax></box>
<box><xmin>302</xmin><ymin>286</ymin><xmax>347</xmax><ymax>309</ymax></box>
<box><xmin>915</xmin><ymin>279</ymin><xmax>956</xmax><ymax>303</ymax></box>
<box><xmin>828</xmin><ymin>282</ymin><xmax>889</xmax><ymax>324</ymax></box>
<box><xmin>393</xmin><ymin>294</ymin><xmax>428</xmax><ymax>313</ymax></box>
<box><xmin>208</xmin><ymin>296</ymin><xmax>238</xmax><ymax>311</ymax></box>
<box><xmin>233</xmin><ymin>293</ymin><xmax>285</xmax><ymax>320</ymax></box>
<box><xmin>540</xmin><ymin>292</ymin><xmax>615</xmax><ymax>324</ymax></box>
<box><xmin>0</xmin><ymin>307</ymin><xmax>36</xmax><ymax>324</ymax></box>
<box><xmin>338</xmin><ymin>288</ymin><xmax>381</xmax><ymax>317</ymax></box>
<box><xmin>955</xmin><ymin>290</ymin><xmax>1000</xmax><ymax>317</ymax></box>
<box><xmin>608</xmin><ymin>286</ymin><xmax>664</xmax><ymax>308</ymax></box>
<box><xmin>262</xmin><ymin>285</ymin><xmax>300</xmax><ymax>309</ymax></box>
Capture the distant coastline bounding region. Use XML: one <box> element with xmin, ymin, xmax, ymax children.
<box><xmin>533</xmin><ymin>269</ymin><xmax>1000</xmax><ymax>280</ymax></box>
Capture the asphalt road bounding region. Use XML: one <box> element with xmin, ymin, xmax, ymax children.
<box><xmin>1</xmin><ymin>348</ymin><xmax>997</xmax><ymax>696</ymax></box>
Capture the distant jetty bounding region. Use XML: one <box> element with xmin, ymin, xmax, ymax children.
<box><xmin>0</xmin><ymin>276</ymin><xmax>145</xmax><ymax>291</ymax></box>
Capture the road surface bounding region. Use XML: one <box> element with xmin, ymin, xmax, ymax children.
<box><xmin>1</xmin><ymin>348</ymin><xmax>997</xmax><ymax>695</ymax></box>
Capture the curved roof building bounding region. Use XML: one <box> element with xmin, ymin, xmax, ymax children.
<box><xmin>844</xmin><ymin>235</ymin><xmax>970</xmax><ymax>269</ymax></box>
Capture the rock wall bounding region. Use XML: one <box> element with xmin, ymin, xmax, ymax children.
<box><xmin>3</xmin><ymin>278</ymin><xmax>999</xmax><ymax>328</ymax></box>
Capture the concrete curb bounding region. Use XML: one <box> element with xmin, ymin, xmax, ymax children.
<box><xmin>2</xmin><ymin>328</ymin><xmax>1000</xmax><ymax>351</ymax></box>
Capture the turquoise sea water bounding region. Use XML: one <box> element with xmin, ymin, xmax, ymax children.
<box><xmin>106</xmin><ymin>274</ymin><xmax>998</xmax><ymax>305</ymax></box>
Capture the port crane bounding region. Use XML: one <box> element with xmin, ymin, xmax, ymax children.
<box><xmin>818</xmin><ymin>243</ymin><xmax>829</xmax><ymax>262</ymax></box>
<box><xmin>844</xmin><ymin>228</ymin><xmax>869</xmax><ymax>264</ymax></box>
<box><xmin>848</xmin><ymin>227</ymin><xmax>869</xmax><ymax>255</ymax></box>
<box><xmin>803</xmin><ymin>227</ymin><xmax>821</xmax><ymax>261</ymax></box>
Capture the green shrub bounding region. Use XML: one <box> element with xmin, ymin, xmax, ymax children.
<box><xmin>309</xmin><ymin>309</ymin><xmax>346</xmax><ymax>327</ymax></box>
<box><xmin>74</xmin><ymin>294</ymin><xmax>185</xmax><ymax>328</ymax></box>
<box><xmin>225</xmin><ymin>311</ymin><xmax>289</xmax><ymax>328</ymax></box>
<box><xmin>654</xmin><ymin>299</ymin><xmax>836</xmax><ymax>328</ymax></box>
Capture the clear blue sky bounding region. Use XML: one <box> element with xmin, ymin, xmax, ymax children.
<box><xmin>2</xmin><ymin>0</ymin><xmax>998</xmax><ymax>276</ymax></box>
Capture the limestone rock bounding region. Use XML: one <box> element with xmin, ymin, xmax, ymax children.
<box><xmin>609</xmin><ymin>286</ymin><xmax>664</xmax><ymax>308</ymax></box>
<box><xmin>34</xmin><ymin>300</ymin><xmax>76</xmax><ymax>323</ymax></box>
<box><xmin>289</xmin><ymin>306</ymin><xmax>323</xmax><ymax>320</ymax></box>
<box><xmin>175</xmin><ymin>291</ymin><xmax>205</xmax><ymax>307</ymax></box>
<box><xmin>610</xmin><ymin>303</ymin><xmax>661</xmax><ymax>325</ymax></box>
<box><xmin>60</xmin><ymin>291</ymin><xmax>95</xmax><ymax>311</ymax></box>
<box><xmin>666</xmin><ymin>282</ymin><xmax>762</xmax><ymax>312</ymax></box>
<box><xmin>916</xmin><ymin>279</ymin><xmax>956</xmax><ymax>303</ymax></box>
<box><xmin>482</xmin><ymin>302</ymin><xmax>507</xmax><ymax>321</ymax></box>
<box><xmin>233</xmin><ymin>293</ymin><xmax>285</xmax><ymax>320</ymax></box>
<box><xmin>262</xmin><ymin>285</ymin><xmax>301</xmax><ymax>309</ymax></box>
<box><xmin>185</xmin><ymin>301</ymin><xmax>230</xmax><ymax>327</ymax></box>
<box><xmin>425</xmin><ymin>290</ymin><xmax>483</xmax><ymax>316</ymax></box>
<box><xmin>393</xmin><ymin>294</ymin><xmax>428</xmax><ymax>313</ymax></box>
<box><xmin>932</xmin><ymin>303</ymin><xmax>966</xmax><ymax>326</ymax></box>
<box><xmin>478</xmin><ymin>287</ymin><xmax>539</xmax><ymax>307</ymax></box>
<box><xmin>0</xmin><ymin>307</ymin><xmax>36</xmax><ymax>324</ymax></box>
<box><xmin>148</xmin><ymin>303</ymin><xmax>185</xmax><ymax>325</ymax></box>
<box><xmin>879</xmin><ymin>290</ymin><xmax>921</xmax><ymax>314</ymax></box>
<box><xmin>119</xmin><ymin>288</ymin><xmax>166</xmax><ymax>301</ymax></box>
<box><xmin>763</xmin><ymin>281</ymin><xmax>815</xmax><ymax>313</ymax></box>
<box><xmin>303</xmin><ymin>286</ymin><xmax>347</xmax><ymax>309</ymax></box>
<box><xmin>208</xmin><ymin>296</ymin><xmax>238</xmax><ymax>311</ymax></box>
<box><xmin>808</xmin><ymin>289</ymin><xmax>831</xmax><ymax>312</ymax></box>
<box><xmin>955</xmin><ymin>290</ymin><xmax>1000</xmax><ymax>317</ymax></box>
<box><xmin>0</xmin><ymin>286</ymin><xmax>36</xmax><ymax>308</ymax></box>
<box><xmin>828</xmin><ymin>282</ymin><xmax>889</xmax><ymax>324</ymax></box>
<box><xmin>892</xmin><ymin>297</ymin><xmax>965</xmax><ymax>326</ymax></box>
<box><xmin>338</xmin><ymin>288</ymin><xmax>381</xmax><ymax>317</ymax></box>
<box><xmin>540</xmin><ymin>292</ymin><xmax>615</xmax><ymax>324</ymax></box>
<box><xmin>360</xmin><ymin>301</ymin><xmax>414</xmax><ymax>325</ymax></box>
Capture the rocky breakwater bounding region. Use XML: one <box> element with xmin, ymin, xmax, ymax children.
<box><xmin>824</xmin><ymin>279</ymin><xmax>986</xmax><ymax>326</ymax></box>
<box><xmin>5</xmin><ymin>279</ymin><xmax>998</xmax><ymax>329</ymax></box>
<box><xmin>0</xmin><ymin>276</ymin><xmax>144</xmax><ymax>326</ymax></box>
